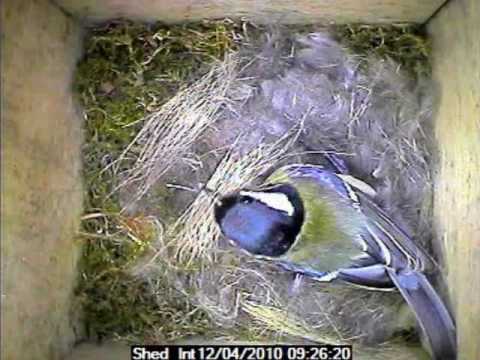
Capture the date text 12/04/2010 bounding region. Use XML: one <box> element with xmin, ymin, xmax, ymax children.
<box><xmin>131</xmin><ymin>345</ymin><xmax>353</xmax><ymax>360</ymax></box>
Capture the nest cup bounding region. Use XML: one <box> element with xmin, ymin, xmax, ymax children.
<box><xmin>75</xmin><ymin>20</ymin><xmax>438</xmax><ymax>359</ymax></box>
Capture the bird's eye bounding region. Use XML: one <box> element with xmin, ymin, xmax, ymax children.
<box><xmin>241</xmin><ymin>197</ymin><xmax>252</xmax><ymax>204</ymax></box>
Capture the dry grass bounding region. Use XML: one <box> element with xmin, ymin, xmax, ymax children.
<box><xmin>75</xmin><ymin>19</ymin><xmax>242</xmax><ymax>341</ymax></box>
<box><xmin>242</xmin><ymin>301</ymin><xmax>429</xmax><ymax>360</ymax></box>
<box><xmin>242</xmin><ymin>301</ymin><xmax>342</xmax><ymax>344</ymax></box>
<box><xmin>135</xmin><ymin>125</ymin><xmax>302</xmax><ymax>271</ymax></box>
<box><xmin>113</xmin><ymin>54</ymin><xmax>241</xmax><ymax>205</ymax></box>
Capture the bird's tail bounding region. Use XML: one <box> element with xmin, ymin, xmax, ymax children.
<box><xmin>386</xmin><ymin>268</ymin><xmax>457</xmax><ymax>360</ymax></box>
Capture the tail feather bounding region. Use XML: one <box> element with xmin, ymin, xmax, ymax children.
<box><xmin>387</xmin><ymin>268</ymin><xmax>457</xmax><ymax>360</ymax></box>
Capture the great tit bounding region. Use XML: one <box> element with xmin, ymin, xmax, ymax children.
<box><xmin>214</xmin><ymin>161</ymin><xmax>456</xmax><ymax>360</ymax></box>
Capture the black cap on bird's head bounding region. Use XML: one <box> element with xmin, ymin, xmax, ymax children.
<box><xmin>214</xmin><ymin>184</ymin><xmax>304</xmax><ymax>257</ymax></box>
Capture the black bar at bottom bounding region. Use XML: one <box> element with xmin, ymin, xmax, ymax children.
<box><xmin>131</xmin><ymin>345</ymin><xmax>353</xmax><ymax>360</ymax></box>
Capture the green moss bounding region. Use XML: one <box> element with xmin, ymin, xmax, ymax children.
<box><xmin>334</xmin><ymin>24</ymin><xmax>431</xmax><ymax>78</ymax></box>
<box><xmin>75</xmin><ymin>19</ymin><xmax>240</xmax><ymax>341</ymax></box>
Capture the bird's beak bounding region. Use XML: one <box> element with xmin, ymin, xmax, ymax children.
<box><xmin>201</xmin><ymin>185</ymin><xmax>223</xmax><ymax>207</ymax></box>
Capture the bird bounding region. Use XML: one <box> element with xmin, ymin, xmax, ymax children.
<box><xmin>213</xmin><ymin>157</ymin><xmax>457</xmax><ymax>360</ymax></box>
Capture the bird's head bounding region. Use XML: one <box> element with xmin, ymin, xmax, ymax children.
<box><xmin>213</xmin><ymin>184</ymin><xmax>305</xmax><ymax>257</ymax></box>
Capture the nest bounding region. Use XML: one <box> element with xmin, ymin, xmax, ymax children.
<box><xmin>76</xmin><ymin>20</ymin><xmax>435</xmax><ymax>359</ymax></box>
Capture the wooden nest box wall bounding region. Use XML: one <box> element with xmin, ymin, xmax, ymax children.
<box><xmin>1</xmin><ymin>0</ymin><xmax>478</xmax><ymax>359</ymax></box>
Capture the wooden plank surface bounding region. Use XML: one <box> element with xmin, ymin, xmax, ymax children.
<box><xmin>427</xmin><ymin>1</ymin><xmax>480</xmax><ymax>359</ymax></box>
<box><xmin>54</xmin><ymin>0</ymin><xmax>445</xmax><ymax>24</ymax></box>
<box><xmin>1</xmin><ymin>0</ymin><xmax>83</xmax><ymax>359</ymax></box>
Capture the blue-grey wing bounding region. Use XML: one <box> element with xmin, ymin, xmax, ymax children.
<box><xmin>281</xmin><ymin>164</ymin><xmax>358</xmax><ymax>204</ymax></box>
<box><xmin>277</xmin><ymin>260</ymin><xmax>330</xmax><ymax>278</ymax></box>
<box><xmin>323</xmin><ymin>152</ymin><xmax>349</xmax><ymax>174</ymax></box>
<box><xmin>356</xmin><ymin>192</ymin><xmax>435</xmax><ymax>272</ymax></box>
<box><xmin>281</xmin><ymin>163</ymin><xmax>434</xmax><ymax>273</ymax></box>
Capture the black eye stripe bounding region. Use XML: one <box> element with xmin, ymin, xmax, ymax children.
<box><xmin>240</xmin><ymin>196</ymin><xmax>253</xmax><ymax>204</ymax></box>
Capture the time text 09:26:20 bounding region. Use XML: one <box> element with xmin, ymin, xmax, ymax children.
<box><xmin>131</xmin><ymin>345</ymin><xmax>353</xmax><ymax>360</ymax></box>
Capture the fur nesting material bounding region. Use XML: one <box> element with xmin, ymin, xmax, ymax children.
<box><xmin>120</xmin><ymin>28</ymin><xmax>436</xmax><ymax>352</ymax></box>
<box><xmin>209</xmin><ymin>31</ymin><xmax>433</xmax><ymax>245</ymax></box>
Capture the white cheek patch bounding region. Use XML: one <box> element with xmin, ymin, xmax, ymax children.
<box><xmin>240</xmin><ymin>191</ymin><xmax>295</xmax><ymax>216</ymax></box>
